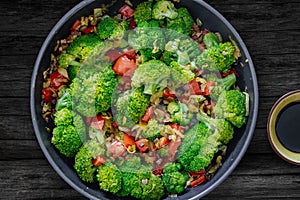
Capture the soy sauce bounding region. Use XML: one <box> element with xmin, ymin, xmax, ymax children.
<box><xmin>275</xmin><ymin>102</ymin><xmax>300</xmax><ymax>153</ymax></box>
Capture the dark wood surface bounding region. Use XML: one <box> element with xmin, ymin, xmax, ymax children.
<box><xmin>1</xmin><ymin>0</ymin><xmax>300</xmax><ymax>199</ymax></box>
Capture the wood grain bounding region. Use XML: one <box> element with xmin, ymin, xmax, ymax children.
<box><xmin>1</xmin><ymin>0</ymin><xmax>300</xmax><ymax>199</ymax></box>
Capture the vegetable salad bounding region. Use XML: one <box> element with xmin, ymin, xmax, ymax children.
<box><xmin>41</xmin><ymin>0</ymin><xmax>248</xmax><ymax>199</ymax></box>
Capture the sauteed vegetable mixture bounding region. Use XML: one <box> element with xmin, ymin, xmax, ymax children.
<box><xmin>41</xmin><ymin>0</ymin><xmax>248</xmax><ymax>199</ymax></box>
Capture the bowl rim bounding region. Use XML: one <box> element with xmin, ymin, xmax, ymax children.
<box><xmin>267</xmin><ymin>90</ymin><xmax>300</xmax><ymax>166</ymax></box>
<box><xmin>30</xmin><ymin>0</ymin><xmax>259</xmax><ymax>199</ymax></box>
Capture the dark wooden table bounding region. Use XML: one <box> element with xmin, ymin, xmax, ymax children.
<box><xmin>1</xmin><ymin>0</ymin><xmax>300</xmax><ymax>199</ymax></box>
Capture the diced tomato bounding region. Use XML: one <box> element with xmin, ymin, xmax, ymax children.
<box><xmin>119</xmin><ymin>4</ymin><xmax>134</xmax><ymax>18</ymax></box>
<box><xmin>135</xmin><ymin>139</ymin><xmax>149</xmax><ymax>153</ymax></box>
<box><xmin>81</xmin><ymin>26</ymin><xmax>95</xmax><ymax>34</ymax></box>
<box><xmin>152</xmin><ymin>168</ymin><xmax>163</xmax><ymax>176</ymax></box>
<box><xmin>188</xmin><ymin>79</ymin><xmax>201</xmax><ymax>95</ymax></box>
<box><xmin>113</xmin><ymin>55</ymin><xmax>137</xmax><ymax>76</ymax></box>
<box><xmin>202</xmin><ymin>80</ymin><xmax>215</xmax><ymax>96</ymax></box>
<box><xmin>92</xmin><ymin>155</ymin><xmax>106</xmax><ymax>167</ymax></box>
<box><xmin>141</xmin><ymin>106</ymin><xmax>154</xmax><ymax>123</ymax></box>
<box><xmin>106</xmin><ymin>49</ymin><xmax>121</xmax><ymax>62</ymax></box>
<box><xmin>50</xmin><ymin>71</ymin><xmax>68</xmax><ymax>89</ymax></box>
<box><xmin>112</xmin><ymin>122</ymin><xmax>118</xmax><ymax>129</ymax></box>
<box><xmin>169</xmin><ymin>123</ymin><xmax>184</xmax><ymax>132</ymax></box>
<box><xmin>189</xmin><ymin>170</ymin><xmax>205</xmax><ymax>176</ymax></box>
<box><xmin>71</xmin><ymin>20</ymin><xmax>81</xmax><ymax>31</ymax></box>
<box><xmin>163</xmin><ymin>89</ymin><xmax>176</xmax><ymax>98</ymax></box>
<box><xmin>221</xmin><ymin>68</ymin><xmax>238</xmax><ymax>78</ymax></box>
<box><xmin>168</xmin><ymin>136</ymin><xmax>181</xmax><ymax>160</ymax></box>
<box><xmin>42</xmin><ymin>88</ymin><xmax>53</xmax><ymax>103</ymax></box>
<box><xmin>109</xmin><ymin>141</ymin><xmax>126</xmax><ymax>158</ymax></box>
<box><xmin>190</xmin><ymin>174</ymin><xmax>206</xmax><ymax>187</ymax></box>
<box><xmin>88</xmin><ymin>115</ymin><xmax>105</xmax><ymax>130</ymax></box>
<box><xmin>129</xmin><ymin>20</ymin><xmax>136</xmax><ymax>29</ymax></box>
<box><xmin>121</xmin><ymin>49</ymin><xmax>136</xmax><ymax>59</ymax></box>
<box><xmin>123</xmin><ymin>133</ymin><xmax>135</xmax><ymax>148</ymax></box>
<box><xmin>155</xmin><ymin>137</ymin><xmax>169</xmax><ymax>149</ymax></box>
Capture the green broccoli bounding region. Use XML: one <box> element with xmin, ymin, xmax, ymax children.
<box><xmin>66</xmin><ymin>34</ymin><xmax>102</xmax><ymax>61</ymax></box>
<box><xmin>51</xmin><ymin>125</ymin><xmax>83</xmax><ymax>157</ymax></box>
<box><xmin>114</xmin><ymin>87</ymin><xmax>150</xmax><ymax>128</ymax></box>
<box><xmin>72</xmin><ymin>64</ymin><xmax>117</xmax><ymax>117</ymax></box>
<box><xmin>213</xmin><ymin>90</ymin><xmax>247</xmax><ymax>128</ymax></box>
<box><xmin>134</xmin><ymin>1</ymin><xmax>153</xmax><ymax>24</ymax></box>
<box><xmin>74</xmin><ymin>139</ymin><xmax>105</xmax><ymax>183</ymax></box>
<box><xmin>58</xmin><ymin>52</ymin><xmax>77</xmax><ymax>69</ymax></box>
<box><xmin>128</xmin><ymin>20</ymin><xmax>166</xmax><ymax>53</ymax></box>
<box><xmin>197</xmin><ymin>105</ymin><xmax>234</xmax><ymax>144</ymax></box>
<box><xmin>152</xmin><ymin>0</ymin><xmax>178</xmax><ymax>20</ymax></box>
<box><xmin>196</xmin><ymin>42</ymin><xmax>236</xmax><ymax>73</ymax></box>
<box><xmin>96</xmin><ymin>17</ymin><xmax>129</xmax><ymax>40</ymax></box>
<box><xmin>162</xmin><ymin>162</ymin><xmax>188</xmax><ymax>194</ymax></box>
<box><xmin>166</xmin><ymin>7</ymin><xmax>194</xmax><ymax>36</ymax></box>
<box><xmin>56</xmin><ymin>86</ymin><xmax>73</xmax><ymax>111</ymax></box>
<box><xmin>67</xmin><ymin>64</ymin><xmax>81</xmax><ymax>81</ymax></box>
<box><xmin>167</xmin><ymin>101</ymin><xmax>193</xmax><ymax>125</ymax></box>
<box><xmin>131</xmin><ymin>60</ymin><xmax>170</xmax><ymax>95</ymax></box>
<box><xmin>178</xmin><ymin>122</ymin><xmax>213</xmax><ymax>171</ymax></box>
<box><xmin>138</xmin><ymin>48</ymin><xmax>162</xmax><ymax>63</ymax></box>
<box><xmin>141</xmin><ymin>119</ymin><xmax>164</xmax><ymax>141</ymax></box>
<box><xmin>54</xmin><ymin>108</ymin><xmax>73</xmax><ymax>126</ymax></box>
<box><xmin>96</xmin><ymin>162</ymin><xmax>122</xmax><ymax>194</ymax></box>
<box><xmin>203</xmin><ymin>32</ymin><xmax>220</xmax><ymax>49</ymax></box>
<box><xmin>169</xmin><ymin>61</ymin><xmax>195</xmax><ymax>87</ymax></box>
<box><xmin>141</xmin><ymin>174</ymin><xmax>165</xmax><ymax>200</ymax></box>
<box><xmin>207</xmin><ymin>73</ymin><xmax>237</xmax><ymax>100</ymax></box>
<box><xmin>161</xmin><ymin>50</ymin><xmax>178</xmax><ymax>65</ymax></box>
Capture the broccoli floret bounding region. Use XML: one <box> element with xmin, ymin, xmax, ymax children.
<box><xmin>96</xmin><ymin>162</ymin><xmax>122</xmax><ymax>194</ymax></box>
<box><xmin>178</xmin><ymin>122</ymin><xmax>213</xmax><ymax>171</ymax></box>
<box><xmin>114</xmin><ymin>87</ymin><xmax>150</xmax><ymax>128</ymax></box>
<box><xmin>169</xmin><ymin>61</ymin><xmax>195</xmax><ymax>86</ymax></box>
<box><xmin>152</xmin><ymin>0</ymin><xmax>178</xmax><ymax>20</ymax></box>
<box><xmin>131</xmin><ymin>60</ymin><xmax>170</xmax><ymax>95</ymax></box>
<box><xmin>134</xmin><ymin>1</ymin><xmax>153</xmax><ymax>24</ymax></box>
<box><xmin>162</xmin><ymin>162</ymin><xmax>188</xmax><ymax>194</ymax></box>
<box><xmin>207</xmin><ymin>73</ymin><xmax>237</xmax><ymax>100</ymax></box>
<box><xmin>141</xmin><ymin>174</ymin><xmax>165</xmax><ymax>200</ymax></box>
<box><xmin>58</xmin><ymin>52</ymin><xmax>77</xmax><ymax>69</ymax></box>
<box><xmin>166</xmin><ymin>7</ymin><xmax>194</xmax><ymax>36</ymax></box>
<box><xmin>74</xmin><ymin>139</ymin><xmax>105</xmax><ymax>183</ymax></box>
<box><xmin>96</xmin><ymin>17</ymin><xmax>129</xmax><ymax>40</ymax></box>
<box><xmin>167</xmin><ymin>101</ymin><xmax>193</xmax><ymax>125</ymax></box>
<box><xmin>66</xmin><ymin>34</ymin><xmax>102</xmax><ymax>61</ymax></box>
<box><xmin>196</xmin><ymin>42</ymin><xmax>236</xmax><ymax>73</ymax></box>
<box><xmin>72</xmin><ymin>64</ymin><xmax>117</xmax><ymax>117</ymax></box>
<box><xmin>51</xmin><ymin>125</ymin><xmax>83</xmax><ymax>157</ymax></box>
<box><xmin>203</xmin><ymin>32</ymin><xmax>220</xmax><ymax>49</ymax></box>
<box><xmin>197</xmin><ymin>105</ymin><xmax>234</xmax><ymax>144</ymax></box>
<box><xmin>128</xmin><ymin>20</ymin><xmax>166</xmax><ymax>53</ymax></box>
<box><xmin>118</xmin><ymin>156</ymin><xmax>153</xmax><ymax>198</ymax></box>
<box><xmin>138</xmin><ymin>48</ymin><xmax>162</xmax><ymax>63</ymax></box>
<box><xmin>67</xmin><ymin>64</ymin><xmax>81</xmax><ymax>81</ymax></box>
<box><xmin>54</xmin><ymin>108</ymin><xmax>73</xmax><ymax>126</ymax></box>
<box><xmin>161</xmin><ymin>50</ymin><xmax>178</xmax><ymax>65</ymax></box>
<box><xmin>56</xmin><ymin>86</ymin><xmax>73</xmax><ymax>111</ymax></box>
<box><xmin>213</xmin><ymin>90</ymin><xmax>247</xmax><ymax>128</ymax></box>
<box><xmin>141</xmin><ymin>119</ymin><xmax>164</xmax><ymax>141</ymax></box>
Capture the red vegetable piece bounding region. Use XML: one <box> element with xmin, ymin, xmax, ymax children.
<box><xmin>141</xmin><ymin>106</ymin><xmax>154</xmax><ymax>123</ymax></box>
<box><xmin>168</xmin><ymin>136</ymin><xmax>181</xmax><ymax>161</ymax></box>
<box><xmin>135</xmin><ymin>139</ymin><xmax>149</xmax><ymax>153</ymax></box>
<box><xmin>123</xmin><ymin>133</ymin><xmax>135</xmax><ymax>148</ymax></box>
<box><xmin>113</xmin><ymin>55</ymin><xmax>137</xmax><ymax>76</ymax></box>
<box><xmin>92</xmin><ymin>155</ymin><xmax>106</xmax><ymax>167</ymax></box>
<box><xmin>189</xmin><ymin>169</ymin><xmax>205</xmax><ymax>176</ymax></box>
<box><xmin>156</xmin><ymin>137</ymin><xmax>169</xmax><ymax>149</ymax></box>
<box><xmin>221</xmin><ymin>68</ymin><xmax>238</xmax><ymax>78</ymax></box>
<box><xmin>82</xmin><ymin>26</ymin><xmax>95</xmax><ymax>34</ymax></box>
<box><xmin>129</xmin><ymin>20</ymin><xmax>136</xmax><ymax>29</ymax></box>
<box><xmin>71</xmin><ymin>20</ymin><xmax>81</xmax><ymax>31</ymax></box>
<box><xmin>188</xmin><ymin>79</ymin><xmax>201</xmax><ymax>95</ymax></box>
<box><xmin>152</xmin><ymin>168</ymin><xmax>163</xmax><ymax>176</ymax></box>
<box><xmin>109</xmin><ymin>141</ymin><xmax>126</xmax><ymax>158</ymax></box>
<box><xmin>106</xmin><ymin>49</ymin><xmax>121</xmax><ymax>62</ymax></box>
<box><xmin>119</xmin><ymin>4</ymin><xmax>134</xmax><ymax>18</ymax></box>
<box><xmin>190</xmin><ymin>174</ymin><xmax>206</xmax><ymax>187</ymax></box>
<box><xmin>90</xmin><ymin>115</ymin><xmax>105</xmax><ymax>130</ymax></box>
<box><xmin>169</xmin><ymin>123</ymin><xmax>184</xmax><ymax>133</ymax></box>
<box><xmin>42</xmin><ymin>88</ymin><xmax>53</xmax><ymax>103</ymax></box>
<box><xmin>202</xmin><ymin>80</ymin><xmax>215</xmax><ymax>96</ymax></box>
<box><xmin>163</xmin><ymin>89</ymin><xmax>176</xmax><ymax>98</ymax></box>
<box><xmin>122</xmin><ymin>49</ymin><xmax>136</xmax><ymax>59</ymax></box>
<box><xmin>50</xmin><ymin>71</ymin><xmax>68</xmax><ymax>89</ymax></box>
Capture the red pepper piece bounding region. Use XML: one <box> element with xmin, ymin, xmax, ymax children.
<box><xmin>42</xmin><ymin>88</ymin><xmax>53</xmax><ymax>103</ymax></box>
<box><xmin>119</xmin><ymin>4</ymin><xmax>134</xmax><ymax>18</ymax></box>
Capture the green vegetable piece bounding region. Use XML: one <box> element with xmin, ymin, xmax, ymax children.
<box><xmin>203</xmin><ymin>32</ymin><xmax>220</xmax><ymax>49</ymax></box>
<box><xmin>97</xmin><ymin>163</ymin><xmax>122</xmax><ymax>194</ymax></box>
<box><xmin>141</xmin><ymin>119</ymin><xmax>164</xmax><ymax>141</ymax></box>
<box><xmin>152</xmin><ymin>0</ymin><xmax>178</xmax><ymax>20</ymax></box>
<box><xmin>134</xmin><ymin>1</ymin><xmax>153</xmax><ymax>24</ymax></box>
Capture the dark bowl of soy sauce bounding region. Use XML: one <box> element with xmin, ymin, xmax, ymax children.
<box><xmin>268</xmin><ymin>90</ymin><xmax>300</xmax><ymax>165</ymax></box>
